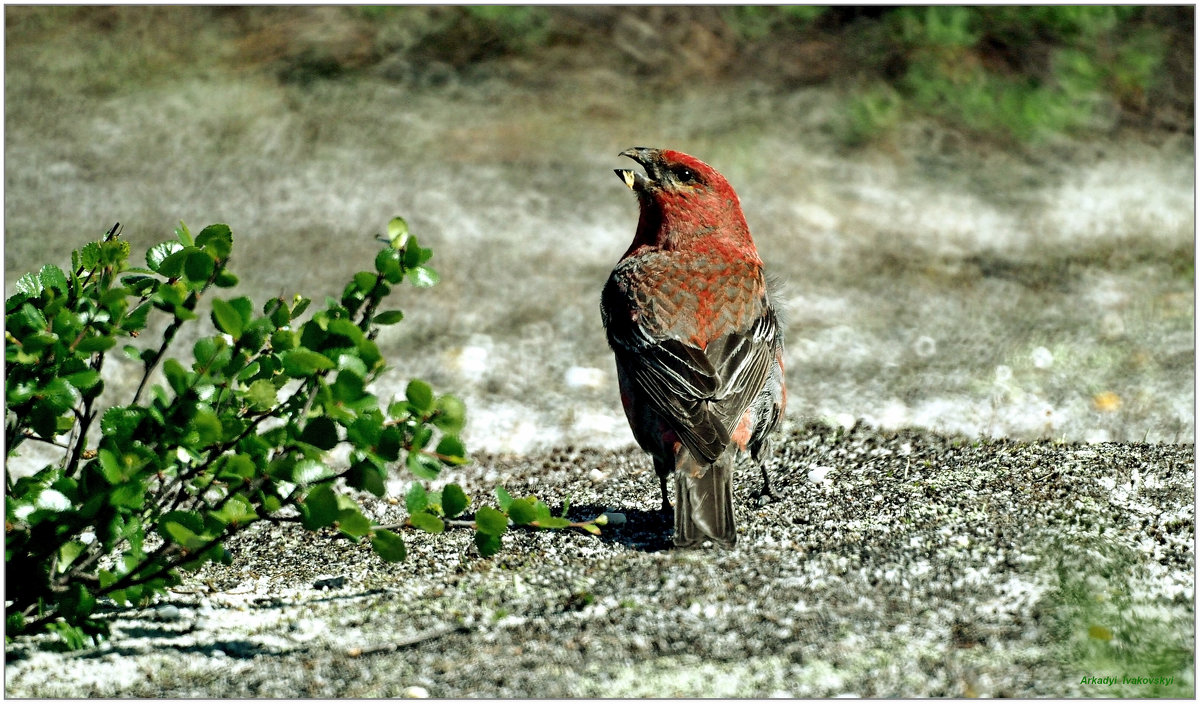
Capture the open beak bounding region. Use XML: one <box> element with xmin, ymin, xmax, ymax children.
<box><xmin>615</xmin><ymin>168</ymin><xmax>641</xmax><ymax>190</ymax></box>
<box><xmin>615</xmin><ymin>146</ymin><xmax>660</xmax><ymax>191</ymax></box>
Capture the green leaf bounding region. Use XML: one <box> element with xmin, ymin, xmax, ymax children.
<box><xmin>375</xmin><ymin>248</ymin><xmax>404</xmax><ymax>283</ymax></box>
<box><xmin>147</xmin><ymin>241</ymin><xmax>182</xmax><ymax>272</ymax></box>
<box><xmin>432</xmin><ymin>395</ymin><xmax>467</xmax><ymax>434</ymax></box>
<box><xmin>281</xmin><ymin>349</ymin><xmax>335</xmax><ymax>376</ymax></box>
<box><xmin>39</xmin><ymin>378</ymin><xmax>81</xmax><ymax>414</ymax></box>
<box><xmin>195</xmin><ymin>224</ymin><xmax>233</xmax><ymax>259</ymax></box>
<box><xmin>110</xmin><ymin>478</ymin><xmax>147</xmax><ymax>508</ymax></box>
<box><xmin>474</xmin><ymin>506</ymin><xmax>508</xmax><ymax>536</ymax></box>
<box><xmin>405</xmin><ymin>379</ymin><xmax>433</xmax><ymax>413</ymax></box>
<box><xmin>160</xmin><ymin>511</ymin><xmax>208</xmax><ymax>550</ymax></box>
<box><xmin>495</xmin><ymin>486</ymin><xmax>514</xmax><ymax>512</ymax></box>
<box><xmin>174</xmin><ymin>221</ymin><xmax>194</xmax><ymax>247</ymax></box>
<box><xmin>271</xmin><ymin>329</ymin><xmax>298</xmax><ymax>352</ymax></box>
<box><xmin>352</xmin><ymin>271</ymin><xmax>377</xmax><ymax>294</ymax></box>
<box><xmin>57</xmin><ymin>541</ymin><xmax>87</xmax><ymax>574</ymax></box>
<box><xmin>405</xmin><ymin>482</ymin><xmax>429</xmax><ymax>514</ymax></box>
<box><xmin>210</xmin><ymin>494</ymin><xmax>257</xmax><ymax>527</ymax></box>
<box><xmin>193</xmin><ymin>335</ymin><xmax>226</xmax><ymax>370</ymax></box>
<box><xmin>347</xmin><ymin>412</ymin><xmax>383</xmax><ymax>447</ymax></box>
<box><xmin>535</xmin><ymin>516</ymin><xmax>572</xmax><ymax>529</ymax></box>
<box><xmin>387</xmin><ymin>216</ymin><xmax>409</xmax><ymax>244</ymax></box>
<box><xmin>15</xmin><ymin>271</ymin><xmax>41</xmax><ymax>296</ymax></box>
<box><xmin>214</xmin><ymin>270</ymin><xmax>239</xmax><ymax>288</ymax></box>
<box><xmin>261</xmin><ymin>493</ymin><xmax>282</xmax><ymax>514</ymax></box>
<box><xmin>435</xmin><ymin>435</ymin><xmax>468</xmax><ymax>465</ymax></box>
<box><xmin>28</xmin><ymin>404</ymin><xmax>59</xmax><ymax>439</ymax></box>
<box><xmin>267</xmin><ymin>298</ymin><xmax>291</xmax><ymax>328</ymax></box>
<box><xmin>98</xmin><ymin>448</ymin><xmax>129</xmax><ymax>484</ymax></box>
<box><xmin>407</xmin><ymin>266</ymin><xmax>440</xmax><ymax>288</ymax></box>
<box><xmin>371</xmin><ymin>310</ymin><xmax>405</xmax><ymax>325</ymax></box>
<box><xmin>184</xmin><ymin>250</ymin><xmax>215</xmax><ymax>284</ymax></box>
<box><xmin>76</xmin><ymin>335</ymin><xmax>116</xmax><ymax>353</ymax></box>
<box><xmin>370</xmin><ymin>529</ymin><xmax>407</xmax><ymax>562</ymax></box>
<box><xmin>409</xmin><ymin>511</ymin><xmax>445</xmax><ymax>534</ymax></box>
<box><xmin>65</xmin><ymin>369</ymin><xmax>101</xmax><ymax>395</ymax></box>
<box><xmin>120</xmin><ymin>302</ymin><xmax>152</xmax><ymax>332</ymax></box>
<box><xmin>162</xmin><ymin>358</ymin><xmax>189</xmax><ymax>394</ymax></box>
<box><xmin>299</xmin><ymin>416</ymin><xmax>339</xmax><ymax>451</ymax></box>
<box><xmin>191</xmin><ymin>408</ymin><xmax>223</xmax><ymax>445</ymax></box>
<box><xmin>79</xmin><ymin>241</ymin><xmax>101</xmax><ymax>269</ymax></box>
<box><xmin>58</xmin><ymin>583</ymin><xmax>97</xmax><ymax>628</ymax></box>
<box><xmin>331</xmin><ymin>370</ymin><xmax>365</xmax><ymax>404</ymax></box>
<box><xmin>100</xmin><ymin>406</ymin><xmax>142</xmax><ymax>440</ymax></box>
<box><xmin>403</xmin><ymin>237</ymin><xmax>424</xmax><ymax>267</ymax></box>
<box><xmin>374</xmin><ymin>425</ymin><xmax>400</xmax><ymax>461</ymax></box>
<box><xmin>211</xmin><ymin>298</ymin><xmax>244</xmax><ymax>339</ymax></box>
<box><xmin>406</xmin><ymin>450</ymin><xmax>441</xmax><ymax>479</ymax></box>
<box><xmin>474</xmin><ymin>531</ymin><xmax>501</xmax><ymax>557</ymax></box>
<box><xmin>292</xmin><ymin>459</ymin><xmax>334</xmax><ymax>485</ymax></box>
<box><xmin>291</xmin><ymin>296</ymin><xmax>311</xmax><ymax>319</ymax></box>
<box><xmin>156</xmin><ymin>248</ymin><xmax>192</xmax><ymax>279</ymax></box>
<box><xmin>326</xmin><ymin>317</ymin><xmax>366</xmax><ymax>346</ymax></box>
<box><xmin>442</xmin><ymin>484</ymin><xmax>469</xmax><ymax>518</ymax></box>
<box><xmin>18</xmin><ymin>302</ymin><xmax>48</xmax><ymax>332</ymax></box>
<box><xmin>507</xmin><ymin>497</ymin><xmax>538</xmax><ymax>526</ymax></box>
<box><xmin>411</xmin><ymin>424</ymin><xmax>433</xmax><ymax>450</ymax></box>
<box><xmin>301</xmin><ymin>484</ymin><xmax>339</xmax><ymax>530</ymax></box>
<box><xmin>337</xmin><ymin>507</ymin><xmax>373</xmax><ymax>539</ymax></box>
<box><xmin>346</xmin><ymin>458</ymin><xmax>387</xmax><ymax>497</ymax></box>
<box><xmin>39</xmin><ymin>264</ymin><xmax>68</xmax><ymax>293</ymax></box>
<box><xmin>218</xmin><ymin>454</ymin><xmax>257</xmax><ymax>480</ymax></box>
<box><xmin>246</xmin><ymin>379</ymin><xmax>278</xmax><ymax>410</ymax></box>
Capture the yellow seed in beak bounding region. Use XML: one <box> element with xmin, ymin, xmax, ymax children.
<box><xmin>620</xmin><ymin>169</ymin><xmax>636</xmax><ymax>189</ymax></box>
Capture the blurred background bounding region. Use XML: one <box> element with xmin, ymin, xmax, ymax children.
<box><xmin>5</xmin><ymin>6</ymin><xmax>1194</xmax><ymax>455</ymax></box>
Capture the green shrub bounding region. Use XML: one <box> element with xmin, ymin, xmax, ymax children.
<box><xmin>5</xmin><ymin>218</ymin><xmax>602</xmax><ymax>648</ymax></box>
<box><xmin>842</xmin><ymin>83</ymin><xmax>904</xmax><ymax>146</ymax></box>
<box><xmin>848</xmin><ymin>5</ymin><xmax>1166</xmax><ymax>145</ymax></box>
<box><xmin>724</xmin><ymin>5</ymin><xmax>828</xmax><ymax>41</ymax></box>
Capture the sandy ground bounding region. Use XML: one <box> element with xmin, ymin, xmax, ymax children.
<box><xmin>6</xmin><ymin>422</ymin><xmax>1194</xmax><ymax>698</ymax></box>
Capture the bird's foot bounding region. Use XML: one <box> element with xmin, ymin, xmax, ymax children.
<box><xmin>751</xmin><ymin>486</ymin><xmax>779</xmax><ymax>507</ymax></box>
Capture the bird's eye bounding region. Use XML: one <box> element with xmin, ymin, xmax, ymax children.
<box><xmin>673</xmin><ymin>166</ymin><xmax>699</xmax><ymax>184</ymax></box>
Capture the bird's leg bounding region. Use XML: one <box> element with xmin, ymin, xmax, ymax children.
<box><xmin>653</xmin><ymin>457</ymin><xmax>672</xmax><ymax>513</ymax></box>
<box><xmin>754</xmin><ymin>463</ymin><xmax>777</xmax><ymax>506</ymax></box>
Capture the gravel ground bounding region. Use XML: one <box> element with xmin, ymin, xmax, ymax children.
<box><xmin>6</xmin><ymin>421</ymin><xmax>1194</xmax><ymax>698</ymax></box>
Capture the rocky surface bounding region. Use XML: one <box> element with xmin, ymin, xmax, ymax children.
<box><xmin>6</xmin><ymin>421</ymin><xmax>1194</xmax><ymax>697</ymax></box>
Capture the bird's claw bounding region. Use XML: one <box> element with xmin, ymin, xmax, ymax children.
<box><xmin>752</xmin><ymin>487</ymin><xmax>779</xmax><ymax>507</ymax></box>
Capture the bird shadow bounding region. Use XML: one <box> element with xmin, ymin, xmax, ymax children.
<box><xmin>566</xmin><ymin>503</ymin><xmax>675</xmax><ymax>552</ymax></box>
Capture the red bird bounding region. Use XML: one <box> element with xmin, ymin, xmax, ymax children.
<box><xmin>602</xmin><ymin>147</ymin><xmax>786</xmax><ymax>547</ymax></box>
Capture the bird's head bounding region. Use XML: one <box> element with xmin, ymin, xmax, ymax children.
<box><xmin>615</xmin><ymin>147</ymin><xmax>738</xmax><ymax>204</ymax></box>
<box><xmin>615</xmin><ymin>147</ymin><xmax>750</xmax><ymax>251</ymax></box>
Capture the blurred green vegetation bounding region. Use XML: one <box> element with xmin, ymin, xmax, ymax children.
<box><xmin>843</xmin><ymin>6</ymin><xmax>1175</xmax><ymax>144</ymax></box>
<box><xmin>4</xmin><ymin>5</ymin><xmax>1192</xmax><ymax>146</ymax></box>
<box><xmin>722</xmin><ymin>5</ymin><xmax>828</xmax><ymax>40</ymax></box>
<box><xmin>1039</xmin><ymin>544</ymin><xmax>1194</xmax><ymax>697</ymax></box>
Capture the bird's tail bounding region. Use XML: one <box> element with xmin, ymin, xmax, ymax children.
<box><xmin>673</xmin><ymin>448</ymin><xmax>736</xmax><ymax>547</ymax></box>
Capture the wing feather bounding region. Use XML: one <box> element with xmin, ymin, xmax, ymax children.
<box><xmin>610</xmin><ymin>308</ymin><xmax>778</xmax><ymax>464</ymax></box>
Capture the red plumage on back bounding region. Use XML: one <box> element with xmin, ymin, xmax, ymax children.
<box><xmin>602</xmin><ymin>147</ymin><xmax>786</xmax><ymax>547</ymax></box>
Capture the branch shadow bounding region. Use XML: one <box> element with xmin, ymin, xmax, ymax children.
<box><xmin>566</xmin><ymin>503</ymin><xmax>674</xmax><ymax>552</ymax></box>
<box><xmin>33</xmin><ymin>588</ymin><xmax>400</xmax><ymax>662</ymax></box>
